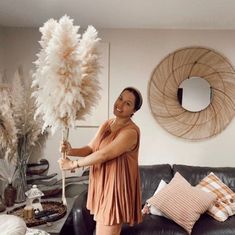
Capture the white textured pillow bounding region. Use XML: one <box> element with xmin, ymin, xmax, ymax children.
<box><xmin>148</xmin><ymin>180</ymin><xmax>169</xmax><ymax>218</ymax></box>
<box><xmin>0</xmin><ymin>214</ymin><xmax>27</xmax><ymax>235</ymax></box>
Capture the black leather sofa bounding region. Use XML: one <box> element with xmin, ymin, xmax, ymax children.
<box><xmin>61</xmin><ymin>164</ymin><xmax>235</xmax><ymax>235</ymax></box>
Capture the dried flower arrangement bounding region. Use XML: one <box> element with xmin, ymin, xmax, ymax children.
<box><xmin>12</xmin><ymin>68</ymin><xmax>45</xmax><ymax>164</ymax></box>
<box><xmin>0</xmin><ymin>68</ymin><xmax>47</xmax><ymax>202</ymax></box>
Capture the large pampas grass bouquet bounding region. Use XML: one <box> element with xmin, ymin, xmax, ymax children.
<box><xmin>11</xmin><ymin>68</ymin><xmax>47</xmax><ymax>202</ymax></box>
<box><xmin>0</xmin><ymin>69</ymin><xmax>47</xmax><ymax>202</ymax></box>
<box><xmin>33</xmin><ymin>15</ymin><xmax>101</xmax><ymax>205</ymax></box>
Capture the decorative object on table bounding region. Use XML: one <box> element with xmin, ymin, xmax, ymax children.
<box><xmin>0</xmin><ymin>195</ymin><xmax>6</xmax><ymax>212</ymax></box>
<box><xmin>4</xmin><ymin>182</ymin><xmax>17</xmax><ymax>207</ymax></box>
<box><xmin>27</xmin><ymin>159</ymin><xmax>49</xmax><ymax>176</ymax></box>
<box><xmin>0</xmin><ymin>158</ymin><xmax>17</xmax><ymax>205</ymax></box>
<box><xmin>10</xmin><ymin>68</ymin><xmax>47</xmax><ymax>203</ymax></box>
<box><xmin>7</xmin><ymin>201</ymin><xmax>67</xmax><ymax>227</ymax></box>
<box><xmin>27</xmin><ymin>173</ymin><xmax>58</xmax><ymax>186</ymax></box>
<box><xmin>23</xmin><ymin>205</ymin><xmax>34</xmax><ymax>219</ymax></box>
<box><xmin>26</xmin><ymin>159</ymin><xmax>62</xmax><ymax>199</ymax></box>
<box><xmin>25</xmin><ymin>185</ymin><xmax>44</xmax><ymax>211</ymax></box>
<box><xmin>32</xmin><ymin>15</ymin><xmax>101</xmax><ymax>205</ymax></box>
<box><xmin>148</xmin><ymin>46</ymin><xmax>235</xmax><ymax>140</ymax></box>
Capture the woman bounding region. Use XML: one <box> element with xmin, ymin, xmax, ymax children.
<box><xmin>58</xmin><ymin>87</ymin><xmax>143</xmax><ymax>235</ymax></box>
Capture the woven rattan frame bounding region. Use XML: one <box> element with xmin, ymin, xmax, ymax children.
<box><xmin>148</xmin><ymin>47</ymin><xmax>235</xmax><ymax>140</ymax></box>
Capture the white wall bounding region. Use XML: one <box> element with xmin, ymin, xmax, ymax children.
<box><xmin>2</xmin><ymin>27</ymin><xmax>235</xmax><ymax>179</ymax></box>
<box><xmin>0</xmin><ymin>27</ymin><xmax>4</xmax><ymax>193</ymax></box>
<box><xmin>0</xmin><ymin>27</ymin><xmax>4</xmax><ymax>77</ymax></box>
<box><xmin>1</xmin><ymin>27</ymin><xmax>40</xmax><ymax>82</ymax></box>
<box><xmin>98</xmin><ymin>29</ymin><xmax>235</xmax><ymax>168</ymax></box>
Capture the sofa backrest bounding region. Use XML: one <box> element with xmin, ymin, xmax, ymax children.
<box><xmin>139</xmin><ymin>164</ymin><xmax>173</xmax><ymax>204</ymax></box>
<box><xmin>173</xmin><ymin>164</ymin><xmax>235</xmax><ymax>191</ymax></box>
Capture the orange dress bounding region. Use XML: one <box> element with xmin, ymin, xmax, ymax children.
<box><xmin>86</xmin><ymin>119</ymin><xmax>143</xmax><ymax>226</ymax></box>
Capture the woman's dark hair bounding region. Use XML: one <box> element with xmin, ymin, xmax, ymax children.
<box><xmin>121</xmin><ymin>87</ymin><xmax>143</xmax><ymax>111</ymax></box>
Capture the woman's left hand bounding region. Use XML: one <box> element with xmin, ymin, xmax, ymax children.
<box><xmin>141</xmin><ymin>204</ymin><xmax>150</xmax><ymax>215</ymax></box>
<box><xmin>58</xmin><ymin>157</ymin><xmax>75</xmax><ymax>171</ymax></box>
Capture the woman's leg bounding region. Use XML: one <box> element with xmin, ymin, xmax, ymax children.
<box><xmin>96</xmin><ymin>222</ymin><xmax>122</xmax><ymax>235</ymax></box>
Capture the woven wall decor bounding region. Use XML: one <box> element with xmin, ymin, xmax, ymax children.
<box><xmin>148</xmin><ymin>47</ymin><xmax>235</xmax><ymax>140</ymax></box>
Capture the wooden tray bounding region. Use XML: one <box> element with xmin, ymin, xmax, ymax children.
<box><xmin>7</xmin><ymin>201</ymin><xmax>67</xmax><ymax>227</ymax></box>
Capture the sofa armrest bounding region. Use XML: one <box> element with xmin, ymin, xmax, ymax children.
<box><xmin>73</xmin><ymin>190</ymin><xmax>96</xmax><ymax>235</ymax></box>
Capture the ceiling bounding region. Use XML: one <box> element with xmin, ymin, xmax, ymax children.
<box><xmin>1</xmin><ymin>0</ymin><xmax>235</xmax><ymax>30</ymax></box>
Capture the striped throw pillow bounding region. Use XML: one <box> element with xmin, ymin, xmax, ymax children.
<box><xmin>196</xmin><ymin>172</ymin><xmax>235</xmax><ymax>222</ymax></box>
<box><xmin>147</xmin><ymin>172</ymin><xmax>216</xmax><ymax>234</ymax></box>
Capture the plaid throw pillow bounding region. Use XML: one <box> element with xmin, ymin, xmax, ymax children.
<box><xmin>197</xmin><ymin>172</ymin><xmax>235</xmax><ymax>222</ymax></box>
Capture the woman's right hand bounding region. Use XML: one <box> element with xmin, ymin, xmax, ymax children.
<box><xmin>60</xmin><ymin>141</ymin><xmax>72</xmax><ymax>155</ymax></box>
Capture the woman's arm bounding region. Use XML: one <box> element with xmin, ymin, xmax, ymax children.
<box><xmin>59</xmin><ymin>128</ymin><xmax>138</xmax><ymax>170</ymax></box>
<box><xmin>61</xmin><ymin>121</ymin><xmax>106</xmax><ymax>157</ymax></box>
<box><xmin>66</xmin><ymin>145</ymin><xmax>93</xmax><ymax>157</ymax></box>
<box><xmin>78</xmin><ymin>128</ymin><xmax>138</xmax><ymax>166</ymax></box>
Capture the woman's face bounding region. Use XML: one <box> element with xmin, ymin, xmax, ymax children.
<box><xmin>113</xmin><ymin>90</ymin><xmax>136</xmax><ymax>118</ymax></box>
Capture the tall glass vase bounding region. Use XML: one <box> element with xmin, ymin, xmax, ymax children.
<box><xmin>13</xmin><ymin>159</ymin><xmax>28</xmax><ymax>203</ymax></box>
<box><xmin>13</xmin><ymin>135</ymin><xmax>30</xmax><ymax>203</ymax></box>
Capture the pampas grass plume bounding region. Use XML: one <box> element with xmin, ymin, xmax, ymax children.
<box><xmin>33</xmin><ymin>15</ymin><xmax>101</xmax><ymax>134</ymax></box>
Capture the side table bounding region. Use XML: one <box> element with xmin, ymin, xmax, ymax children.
<box><xmin>1</xmin><ymin>197</ymin><xmax>75</xmax><ymax>235</ymax></box>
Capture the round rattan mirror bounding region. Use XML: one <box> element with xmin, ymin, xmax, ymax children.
<box><xmin>148</xmin><ymin>46</ymin><xmax>235</xmax><ymax>140</ymax></box>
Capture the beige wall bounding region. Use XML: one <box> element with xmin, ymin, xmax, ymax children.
<box><xmin>2</xmin><ymin>27</ymin><xmax>235</xmax><ymax>178</ymax></box>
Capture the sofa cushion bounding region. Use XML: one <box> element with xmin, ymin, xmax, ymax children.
<box><xmin>197</xmin><ymin>172</ymin><xmax>235</xmax><ymax>222</ymax></box>
<box><xmin>121</xmin><ymin>214</ymin><xmax>188</xmax><ymax>235</ymax></box>
<box><xmin>172</xmin><ymin>164</ymin><xmax>235</xmax><ymax>191</ymax></box>
<box><xmin>192</xmin><ymin>213</ymin><xmax>235</xmax><ymax>235</ymax></box>
<box><xmin>139</xmin><ymin>164</ymin><xmax>173</xmax><ymax>204</ymax></box>
<box><xmin>147</xmin><ymin>172</ymin><xmax>216</xmax><ymax>234</ymax></box>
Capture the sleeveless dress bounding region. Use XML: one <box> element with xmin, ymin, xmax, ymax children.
<box><xmin>86</xmin><ymin>119</ymin><xmax>143</xmax><ymax>226</ymax></box>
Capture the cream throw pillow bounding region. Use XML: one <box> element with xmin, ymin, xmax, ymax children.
<box><xmin>0</xmin><ymin>214</ymin><xmax>27</xmax><ymax>235</ymax></box>
<box><xmin>147</xmin><ymin>172</ymin><xmax>216</xmax><ymax>234</ymax></box>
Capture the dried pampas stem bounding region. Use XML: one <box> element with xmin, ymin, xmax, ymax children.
<box><xmin>11</xmin><ymin>68</ymin><xmax>45</xmax><ymax>163</ymax></box>
<box><xmin>61</xmin><ymin>128</ymin><xmax>69</xmax><ymax>205</ymax></box>
<box><xmin>0</xmin><ymin>87</ymin><xmax>17</xmax><ymax>163</ymax></box>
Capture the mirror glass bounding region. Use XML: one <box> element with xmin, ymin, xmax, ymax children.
<box><xmin>177</xmin><ymin>77</ymin><xmax>212</xmax><ymax>112</ymax></box>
